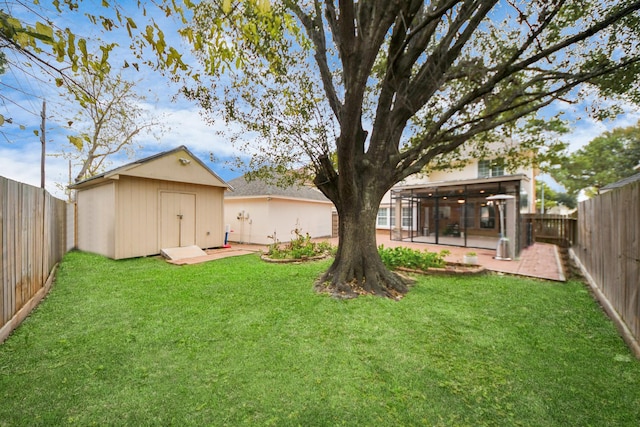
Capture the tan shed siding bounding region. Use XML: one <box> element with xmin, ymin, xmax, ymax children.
<box><xmin>66</xmin><ymin>202</ymin><xmax>76</xmax><ymax>251</ymax></box>
<box><xmin>121</xmin><ymin>150</ymin><xmax>228</xmax><ymax>188</ymax></box>
<box><xmin>197</xmin><ymin>186</ymin><xmax>225</xmax><ymax>248</ymax></box>
<box><xmin>114</xmin><ymin>177</ymin><xmax>159</xmax><ymax>259</ymax></box>
<box><xmin>76</xmin><ymin>182</ymin><xmax>116</xmax><ymax>258</ymax></box>
<box><xmin>114</xmin><ymin>177</ymin><xmax>225</xmax><ymax>258</ymax></box>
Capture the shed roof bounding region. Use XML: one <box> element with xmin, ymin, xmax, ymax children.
<box><xmin>69</xmin><ymin>145</ymin><xmax>230</xmax><ymax>190</ymax></box>
<box><xmin>600</xmin><ymin>172</ymin><xmax>640</xmax><ymax>192</ymax></box>
<box><xmin>226</xmin><ymin>175</ymin><xmax>330</xmax><ymax>203</ymax></box>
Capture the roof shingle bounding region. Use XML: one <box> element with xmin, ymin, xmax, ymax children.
<box><xmin>226</xmin><ymin>175</ymin><xmax>329</xmax><ymax>202</ymax></box>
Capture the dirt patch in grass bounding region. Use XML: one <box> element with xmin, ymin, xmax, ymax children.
<box><xmin>398</xmin><ymin>262</ymin><xmax>486</xmax><ymax>276</ymax></box>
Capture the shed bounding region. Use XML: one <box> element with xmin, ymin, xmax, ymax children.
<box><xmin>69</xmin><ymin>146</ymin><xmax>230</xmax><ymax>259</ymax></box>
<box><xmin>224</xmin><ymin>175</ymin><xmax>333</xmax><ymax>245</ymax></box>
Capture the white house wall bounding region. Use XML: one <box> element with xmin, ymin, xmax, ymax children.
<box><xmin>224</xmin><ymin>197</ymin><xmax>333</xmax><ymax>245</ymax></box>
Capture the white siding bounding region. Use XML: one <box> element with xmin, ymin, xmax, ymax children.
<box><xmin>224</xmin><ymin>197</ymin><xmax>333</xmax><ymax>245</ymax></box>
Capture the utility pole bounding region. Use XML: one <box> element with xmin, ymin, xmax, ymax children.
<box><xmin>40</xmin><ymin>100</ymin><xmax>46</xmax><ymax>189</ymax></box>
<box><xmin>68</xmin><ymin>159</ymin><xmax>72</xmax><ymax>202</ymax></box>
<box><xmin>40</xmin><ymin>100</ymin><xmax>47</xmax><ymax>281</ymax></box>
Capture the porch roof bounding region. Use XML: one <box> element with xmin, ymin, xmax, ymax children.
<box><xmin>391</xmin><ymin>174</ymin><xmax>529</xmax><ymax>196</ymax></box>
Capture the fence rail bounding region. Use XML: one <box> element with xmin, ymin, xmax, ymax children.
<box><xmin>521</xmin><ymin>213</ymin><xmax>577</xmax><ymax>249</ymax></box>
<box><xmin>573</xmin><ymin>181</ymin><xmax>640</xmax><ymax>356</ymax></box>
<box><xmin>1</xmin><ymin>177</ymin><xmax>68</xmax><ymax>342</ymax></box>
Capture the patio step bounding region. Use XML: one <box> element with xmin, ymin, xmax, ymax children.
<box><xmin>160</xmin><ymin>245</ymin><xmax>207</xmax><ymax>261</ymax></box>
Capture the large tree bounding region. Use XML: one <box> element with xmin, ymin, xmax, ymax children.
<box><xmin>552</xmin><ymin>121</ymin><xmax>640</xmax><ymax>197</ymax></box>
<box><xmin>169</xmin><ymin>0</ymin><xmax>640</xmax><ymax>298</ymax></box>
<box><xmin>58</xmin><ymin>71</ymin><xmax>164</xmax><ymax>182</ymax></box>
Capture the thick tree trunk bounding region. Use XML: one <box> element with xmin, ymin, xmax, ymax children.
<box><xmin>314</xmin><ymin>197</ymin><xmax>410</xmax><ymax>299</ymax></box>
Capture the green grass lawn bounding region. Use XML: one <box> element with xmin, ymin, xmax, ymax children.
<box><xmin>1</xmin><ymin>251</ymin><xmax>639</xmax><ymax>426</ymax></box>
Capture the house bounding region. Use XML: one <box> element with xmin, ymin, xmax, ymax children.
<box><xmin>379</xmin><ymin>155</ymin><xmax>536</xmax><ymax>259</ymax></box>
<box><xmin>600</xmin><ymin>172</ymin><xmax>640</xmax><ymax>194</ymax></box>
<box><xmin>224</xmin><ymin>175</ymin><xmax>333</xmax><ymax>245</ymax></box>
<box><xmin>69</xmin><ymin>146</ymin><xmax>230</xmax><ymax>259</ymax></box>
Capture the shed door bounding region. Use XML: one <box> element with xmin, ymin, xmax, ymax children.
<box><xmin>160</xmin><ymin>192</ymin><xmax>196</xmax><ymax>248</ymax></box>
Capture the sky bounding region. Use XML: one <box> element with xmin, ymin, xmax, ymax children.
<box><xmin>1</xmin><ymin>1</ymin><xmax>639</xmax><ymax>199</ymax></box>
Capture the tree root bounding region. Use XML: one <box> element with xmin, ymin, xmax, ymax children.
<box><xmin>313</xmin><ymin>269</ymin><xmax>414</xmax><ymax>300</ymax></box>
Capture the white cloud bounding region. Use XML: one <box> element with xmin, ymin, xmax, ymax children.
<box><xmin>151</xmin><ymin>106</ymin><xmax>239</xmax><ymax>157</ymax></box>
<box><xmin>553</xmin><ymin>92</ymin><xmax>640</xmax><ymax>151</ymax></box>
<box><xmin>0</xmin><ymin>142</ymin><xmax>71</xmax><ymax>199</ymax></box>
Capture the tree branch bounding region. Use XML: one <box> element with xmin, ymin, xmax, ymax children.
<box><xmin>396</xmin><ymin>55</ymin><xmax>640</xmax><ymax>180</ymax></box>
<box><xmin>288</xmin><ymin>1</ymin><xmax>343</xmax><ymax>122</ymax></box>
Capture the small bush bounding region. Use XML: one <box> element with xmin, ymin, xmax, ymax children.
<box><xmin>267</xmin><ymin>228</ymin><xmax>335</xmax><ymax>260</ymax></box>
<box><xmin>378</xmin><ymin>245</ymin><xmax>449</xmax><ymax>270</ymax></box>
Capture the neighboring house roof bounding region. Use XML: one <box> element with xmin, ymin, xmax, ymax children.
<box><xmin>600</xmin><ymin>172</ymin><xmax>640</xmax><ymax>193</ymax></box>
<box><xmin>226</xmin><ymin>175</ymin><xmax>330</xmax><ymax>203</ymax></box>
<box><xmin>69</xmin><ymin>145</ymin><xmax>231</xmax><ymax>190</ymax></box>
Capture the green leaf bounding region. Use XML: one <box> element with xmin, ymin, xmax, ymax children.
<box><xmin>78</xmin><ymin>38</ymin><xmax>87</xmax><ymax>60</ymax></box>
<box><xmin>0</xmin><ymin>114</ymin><xmax>4</xmax><ymax>126</ymax></box>
<box><xmin>67</xmin><ymin>135</ymin><xmax>84</xmax><ymax>150</ymax></box>
<box><xmin>67</xmin><ymin>31</ymin><xmax>75</xmax><ymax>58</ymax></box>
<box><xmin>125</xmin><ymin>17</ymin><xmax>137</xmax><ymax>38</ymax></box>
<box><xmin>34</xmin><ymin>21</ymin><xmax>54</xmax><ymax>42</ymax></box>
<box><xmin>256</xmin><ymin>0</ymin><xmax>271</xmax><ymax>14</ymax></box>
<box><xmin>33</xmin><ymin>130</ymin><xmax>39</xmax><ymax>137</ymax></box>
<box><xmin>222</xmin><ymin>0</ymin><xmax>232</xmax><ymax>14</ymax></box>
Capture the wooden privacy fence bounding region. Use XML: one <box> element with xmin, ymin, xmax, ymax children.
<box><xmin>1</xmin><ymin>176</ymin><xmax>68</xmax><ymax>342</ymax></box>
<box><xmin>572</xmin><ymin>181</ymin><xmax>640</xmax><ymax>357</ymax></box>
<box><xmin>521</xmin><ymin>213</ymin><xmax>577</xmax><ymax>249</ymax></box>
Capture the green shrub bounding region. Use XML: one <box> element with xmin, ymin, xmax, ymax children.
<box><xmin>378</xmin><ymin>245</ymin><xmax>449</xmax><ymax>270</ymax></box>
<box><xmin>267</xmin><ymin>228</ymin><xmax>334</xmax><ymax>260</ymax></box>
